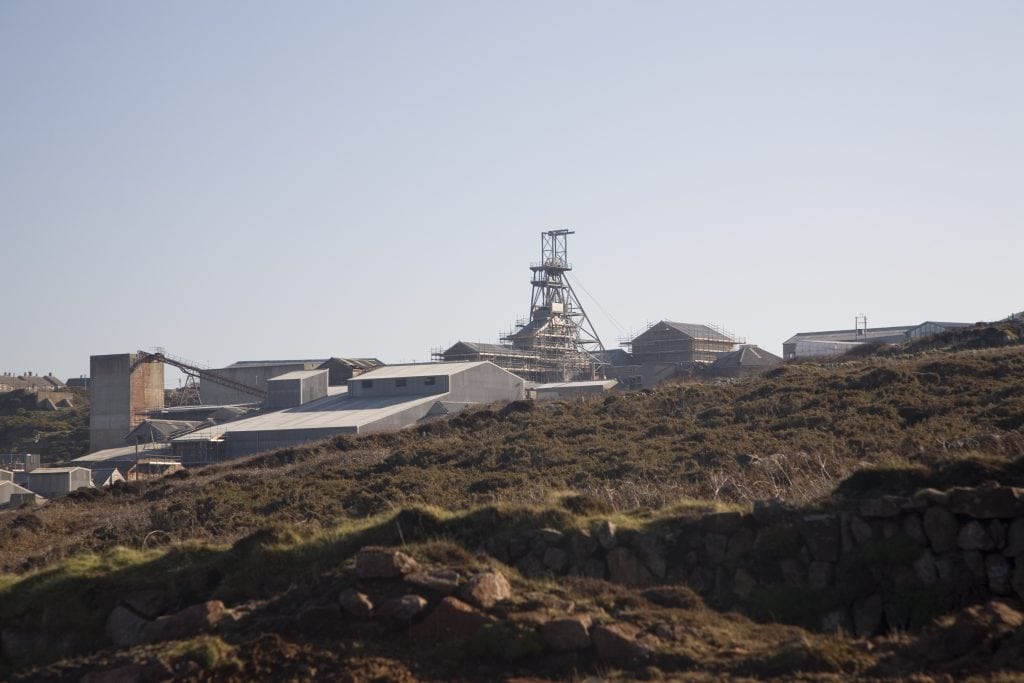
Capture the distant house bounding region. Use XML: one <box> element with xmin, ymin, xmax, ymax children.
<box><xmin>709</xmin><ymin>345</ymin><xmax>782</xmax><ymax>378</ymax></box>
<box><xmin>0</xmin><ymin>372</ymin><xmax>74</xmax><ymax>408</ymax></box>
<box><xmin>628</xmin><ymin>322</ymin><xmax>737</xmax><ymax>365</ymax></box>
<box><xmin>24</xmin><ymin>467</ymin><xmax>93</xmax><ymax>497</ymax></box>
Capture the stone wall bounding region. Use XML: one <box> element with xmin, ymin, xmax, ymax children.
<box><xmin>486</xmin><ymin>483</ymin><xmax>1024</xmax><ymax>635</ymax></box>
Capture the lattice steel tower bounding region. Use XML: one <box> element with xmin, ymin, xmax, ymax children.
<box><xmin>503</xmin><ymin>230</ymin><xmax>605</xmax><ymax>381</ymax></box>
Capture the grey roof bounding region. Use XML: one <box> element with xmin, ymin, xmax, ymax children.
<box><xmin>658</xmin><ymin>321</ymin><xmax>735</xmax><ymax>342</ymax></box>
<box><xmin>74</xmin><ymin>444</ymin><xmax>173</xmax><ymax>464</ymax></box>
<box><xmin>268</xmin><ymin>369</ymin><xmax>329</xmax><ymax>382</ymax></box>
<box><xmin>784</xmin><ymin>325</ymin><xmax>914</xmax><ymax>345</ymax></box>
<box><xmin>0</xmin><ymin>373</ymin><xmax>67</xmax><ymax>392</ymax></box>
<box><xmin>321</xmin><ymin>357</ymin><xmax>384</xmax><ymax>370</ymax></box>
<box><xmin>592</xmin><ymin>349</ymin><xmax>633</xmax><ymax>366</ymax></box>
<box><xmin>444</xmin><ymin>341</ymin><xmax>519</xmax><ymax>356</ymax></box>
<box><xmin>711</xmin><ymin>345</ymin><xmax>783</xmax><ymax>369</ymax></box>
<box><xmin>911</xmin><ymin>321</ymin><xmax>973</xmax><ymax>330</ymax></box>
<box><xmin>355</xmin><ymin>361</ymin><xmax>494</xmax><ymax>380</ymax></box>
<box><xmin>125</xmin><ymin>419</ymin><xmax>204</xmax><ymax>442</ymax></box>
<box><xmin>532</xmin><ymin>379</ymin><xmax>619</xmax><ymax>390</ymax></box>
<box><xmin>28</xmin><ymin>467</ymin><xmax>89</xmax><ymax>475</ymax></box>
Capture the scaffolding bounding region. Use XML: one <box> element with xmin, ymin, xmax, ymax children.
<box><xmin>433</xmin><ymin>230</ymin><xmax>607</xmax><ymax>383</ymax></box>
<box><xmin>621</xmin><ymin>321</ymin><xmax>740</xmax><ymax>365</ymax></box>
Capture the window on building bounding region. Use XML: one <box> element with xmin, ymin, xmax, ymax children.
<box><xmin>396</xmin><ymin>379</ymin><xmax>406</xmax><ymax>387</ymax></box>
<box><xmin>424</xmin><ymin>377</ymin><xmax>436</xmax><ymax>386</ymax></box>
<box><xmin>362</xmin><ymin>380</ymin><xmax>374</xmax><ymax>389</ymax></box>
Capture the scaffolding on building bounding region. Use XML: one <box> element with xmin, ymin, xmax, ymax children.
<box><xmin>433</xmin><ymin>230</ymin><xmax>607</xmax><ymax>383</ymax></box>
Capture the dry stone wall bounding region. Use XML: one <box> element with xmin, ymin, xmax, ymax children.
<box><xmin>486</xmin><ymin>483</ymin><xmax>1024</xmax><ymax>635</ymax></box>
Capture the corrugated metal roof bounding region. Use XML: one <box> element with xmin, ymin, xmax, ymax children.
<box><xmin>532</xmin><ymin>380</ymin><xmax>618</xmax><ymax>390</ymax></box>
<box><xmin>28</xmin><ymin>467</ymin><xmax>89</xmax><ymax>475</ymax></box>
<box><xmin>172</xmin><ymin>393</ymin><xmax>440</xmax><ymax>441</ymax></box>
<box><xmin>784</xmin><ymin>326</ymin><xmax>914</xmax><ymax>345</ymax></box>
<box><xmin>227</xmin><ymin>359</ymin><xmax>326</xmax><ymax>368</ymax></box>
<box><xmin>74</xmin><ymin>445</ymin><xmax>172</xmax><ymax>463</ymax></box>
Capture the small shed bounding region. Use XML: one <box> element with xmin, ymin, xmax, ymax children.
<box><xmin>265</xmin><ymin>369</ymin><xmax>330</xmax><ymax>409</ymax></box>
<box><xmin>529</xmin><ymin>379</ymin><xmax>619</xmax><ymax>401</ymax></box>
<box><xmin>25</xmin><ymin>467</ymin><xmax>93</xmax><ymax>497</ymax></box>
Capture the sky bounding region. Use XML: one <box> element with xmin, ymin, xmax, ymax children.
<box><xmin>2</xmin><ymin>1</ymin><xmax>1022</xmax><ymax>386</ymax></box>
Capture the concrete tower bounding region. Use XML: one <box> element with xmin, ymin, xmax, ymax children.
<box><xmin>89</xmin><ymin>353</ymin><xmax>164</xmax><ymax>452</ymax></box>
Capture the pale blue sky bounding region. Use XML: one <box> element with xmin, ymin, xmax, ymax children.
<box><xmin>2</xmin><ymin>1</ymin><xmax>1022</xmax><ymax>384</ymax></box>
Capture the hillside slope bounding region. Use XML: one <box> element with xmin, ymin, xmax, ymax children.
<box><xmin>3</xmin><ymin>332</ymin><xmax>1024</xmax><ymax>680</ymax></box>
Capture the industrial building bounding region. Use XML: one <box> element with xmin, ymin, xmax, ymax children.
<box><xmin>21</xmin><ymin>467</ymin><xmax>93</xmax><ymax>497</ymax></box>
<box><xmin>782</xmin><ymin>318</ymin><xmax>973</xmax><ymax>359</ymax></box>
<box><xmin>89</xmin><ymin>353</ymin><xmax>165</xmax><ymax>452</ymax></box>
<box><xmin>626</xmin><ymin>321</ymin><xmax>738</xmax><ymax>365</ymax></box>
<box><xmin>436</xmin><ymin>230</ymin><xmax>606</xmax><ymax>383</ymax></box>
<box><xmin>528</xmin><ymin>379</ymin><xmax>619</xmax><ymax>401</ymax></box>
<box><xmin>199</xmin><ymin>357</ymin><xmax>382</xmax><ymax>405</ymax></box>
<box><xmin>0</xmin><ymin>479</ymin><xmax>42</xmax><ymax>509</ymax></box>
<box><xmin>170</xmin><ymin>361</ymin><xmax>525</xmax><ymax>465</ymax></box>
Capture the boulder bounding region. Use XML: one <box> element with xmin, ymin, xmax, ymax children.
<box><xmin>405</xmin><ymin>569</ymin><xmax>461</xmax><ymax>595</ymax></box>
<box><xmin>990</xmin><ymin>519</ymin><xmax>1007</xmax><ymax>549</ymax></box>
<box><xmin>807</xmin><ymin>561</ymin><xmax>833</xmax><ymax>592</ymax></box>
<box><xmin>943</xmin><ymin>601</ymin><xmax>1024</xmax><ymax>657</ymax></box>
<box><xmin>860</xmin><ymin>496</ymin><xmax>903</xmax><ymax>518</ymax></box>
<box><xmin>139</xmin><ymin>601</ymin><xmax>229</xmax><ymax>644</ymax></box>
<box><xmin>852</xmin><ymin>594</ymin><xmax>883</xmax><ymax>637</ymax></box>
<box><xmin>702</xmin><ymin>511</ymin><xmax>744</xmax><ymax>534</ymax></box>
<box><xmin>515</xmin><ymin>554</ymin><xmax>546</xmax><ymax>578</ymax></box>
<box><xmin>379</xmin><ymin>594</ymin><xmax>428</xmax><ymax>621</ymax></box>
<box><xmin>849</xmin><ymin>515</ymin><xmax>874</xmax><ymax>545</ymax></box>
<box><xmin>606</xmin><ymin>547</ymin><xmax>653</xmax><ymax>586</ymax></box>
<box><xmin>121</xmin><ymin>589</ymin><xmax>168</xmax><ymax>620</ymax></box>
<box><xmin>1004</xmin><ymin>518</ymin><xmax>1024</xmax><ymax>556</ymax></box>
<box><xmin>591</xmin><ymin>623</ymin><xmax>652</xmax><ymax>662</ymax></box>
<box><xmin>913</xmin><ymin>551</ymin><xmax>937</xmax><ymax>585</ymax></box>
<box><xmin>913</xmin><ymin>488</ymin><xmax>950</xmax><ymax>506</ymax></box>
<box><xmin>410</xmin><ymin>596</ymin><xmax>494</xmax><ymax>641</ymax></box>
<box><xmin>902</xmin><ymin>514</ymin><xmax>927</xmax><ymax>545</ymax></box>
<box><xmin>105</xmin><ymin>605</ymin><xmax>149</xmax><ymax>648</ymax></box>
<box><xmin>541</xmin><ymin>615</ymin><xmax>592</xmax><ymax>651</ymax></box>
<box><xmin>543</xmin><ymin>546</ymin><xmax>570</xmax><ymax>573</ymax></box>
<box><xmin>958</xmin><ymin>521</ymin><xmax>995</xmax><ymax>551</ymax></box>
<box><xmin>629</xmin><ymin>532</ymin><xmax>667</xmax><ymax>578</ymax></box>
<box><xmin>459</xmin><ymin>570</ymin><xmax>512</xmax><ymax>608</ymax></box>
<box><xmin>534</xmin><ymin>528</ymin><xmax>564</xmax><ymax>545</ymax></box>
<box><xmin>986</xmin><ymin>554</ymin><xmax>1012</xmax><ymax>595</ymax></box>
<box><xmin>354</xmin><ymin>549</ymin><xmax>419</xmax><ymax>579</ymax></box>
<box><xmin>948</xmin><ymin>485</ymin><xmax>1024</xmax><ymax>519</ymax></box>
<box><xmin>963</xmin><ymin>550</ymin><xmax>987</xmax><ymax>579</ymax></box>
<box><xmin>801</xmin><ymin>514</ymin><xmax>841</xmax><ymax>563</ymax></box>
<box><xmin>567</xmin><ymin>530</ymin><xmax>599</xmax><ymax>565</ymax></box>
<box><xmin>338</xmin><ymin>589</ymin><xmax>374</xmax><ymax>617</ymax></box>
<box><xmin>923</xmin><ymin>506</ymin><xmax>959</xmax><ymax>553</ymax></box>
<box><xmin>596</xmin><ymin>520</ymin><xmax>618</xmax><ymax>550</ymax></box>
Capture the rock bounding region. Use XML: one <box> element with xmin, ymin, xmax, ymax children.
<box><xmin>852</xmin><ymin>594</ymin><xmax>883</xmax><ymax>637</ymax></box>
<box><xmin>629</xmin><ymin>532</ymin><xmax>667</xmax><ymax>578</ymax></box>
<box><xmin>958</xmin><ymin>521</ymin><xmax>995</xmax><ymax>551</ymax></box>
<box><xmin>990</xmin><ymin>519</ymin><xmax>1007</xmax><ymax>549</ymax></box>
<box><xmin>121</xmin><ymin>589</ymin><xmax>167</xmax><ymax>620</ymax></box>
<box><xmin>606</xmin><ymin>547</ymin><xmax>653</xmax><ymax>586</ymax></box>
<box><xmin>139</xmin><ymin>601</ymin><xmax>229</xmax><ymax>644</ymax></box>
<box><xmin>338</xmin><ymin>589</ymin><xmax>373</xmax><ymax>617</ymax></box>
<box><xmin>354</xmin><ymin>549</ymin><xmax>419</xmax><ymax>579</ymax></box>
<box><xmin>986</xmin><ymin>554</ymin><xmax>1012</xmax><ymax>595</ymax></box>
<box><xmin>733</xmin><ymin>568</ymin><xmax>756</xmax><ymax>597</ymax></box>
<box><xmin>725</xmin><ymin>527</ymin><xmax>756</xmax><ymax>563</ymax></box>
<box><xmin>105</xmin><ymin>605</ymin><xmax>149</xmax><ymax>648</ymax></box>
<box><xmin>541</xmin><ymin>615</ymin><xmax>592</xmax><ymax>651</ymax></box>
<box><xmin>860</xmin><ymin>496</ymin><xmax>903</xmax><ymax>518</ymax></box>
<box><xmin>702</xmin><ymin>511</ymin><xmax>744</xmax><ymax>534</ymax></box>
<box><xmin>582</xmin><ymin>558</ymin><xmax>606</xmax><ymax>579</ymax></box>
<box><xmin>596</xmin><ymin>520</ymin><xmax>617</xmax><ymax>549</ymax></box>
<box><xmin>591</xmin><ymin>623</ymin><xmax>651</xmax><ymax>662</ymax></box>
<box><xmin>801</xmin><ymin>514</ymin><xmax>841</xmax><ymax>562</ymax></box>
<box><xmin>913</xmin><ymin>551</ymin><xmax>937</xmax><ymax>585</ymax></box>
<box><xmin>1004</xmin><ymin>518</ymin><xmax>1024</xmax><ymax>556</ymax></box>
<box><xmin>379</xmin><ymin>594</ymin><xmax>428</xmax><ymax>620</ymax></box>
<box><xmin>964</xmin><ymin>550</ymin><xmax>986</xmax><ymax>579</ymax></box>
<box><xmin>1013</xmin><ymin>560</ymin><xmax>1024</xmax><ymax>600</ymax></box>
<box><xmin>459</xmin><ymin>570</ymin><xmax>512</xmax><ymax>608</ymax></box>
<box><xmin>849</xmin><ymin>515</ymin><xmax>874</xmax><ymax>545</ymax></box>
<box><xmin>752</xmin><ymin>498</ymin><xmax>794</xmax><ymax>524</ymax></box>
<box><xmin>410</xmin><ymin>597</ymin><xmax>494</xmax><ymax>641</ymax></box>
<box><xmin>924</xmin><ymin>506</ymin><xmax>959</xmax><ymax>552</ymax></box>
<box><xmin>943</xmin><ymin>601</ymin><xmax>1024</xmax><ymax>657</ymax></box>
<box><xmin>543</xmin><ymin>546</ymin><xmax>570</xmax><ymax>573</ymax></box>
<box><xmin>948</xmin><ymin>485</ymin><xmax>1024</xmax><ymax>519</ymax></box>
<box><xmin>567</xmin><ymin>530</ymin><xmax>599</xmax><ymax>565</ymax></box>
<box><xmin>508</xmin><ymin>534</ymin><xmax>531</xmax><ymax>560</ymax></box>
<box><xmin>405</xmin><ymin>569</ymin><xmax>461</xmax><ymax>594</ymax></box>
<box><xmin>913</xmin><ymin>488</ymin><xmax>950</xmax><ymax>505</ymax></box>
<box><xmin>515</xmin><ymin>555</ymin><xmax>545</xmax><ymax>578</ymax></box>
<box><xmin>534</xmin><ymin>528</ymin><xmax>564</xmax><ymax>545</ymax></box>
<box><xmin>780</xmin><ymin>559</ymin><xmax>804</xmax><ymax>588</ymax></box>
<box><xmin>902</xmin><ymin>514</ymin><xmax>927</xmax><ymax>545</ymax></box>
<box><xmin>808</xmin><ymin>561</ymin><xmax>833</xmax><ymax>592</ymax></box>
<box><xmin>704</xmin><ymin>533</ymin><xmax>728</xmax><ymax>564</ymax></box>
